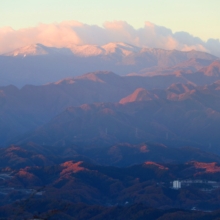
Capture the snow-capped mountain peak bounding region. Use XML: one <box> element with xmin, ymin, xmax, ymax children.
<box><xmin>68</xmin><ymin>44</ymin><xmax>105</xmax><ymax>57</ymax></box>
<box><xmin>4</xmin><ymin>44</ymin><xmax>73</xmax><ymax>57</ymax></box>
<box><xmin>102</xmin><ymin>42</ymin><xmax>141</xmax><ymax>56</ymax></box>
<box><xmin>4</xmin><ymin>44</ymin><xmax>49</xmax><ymax>56</ymax></box>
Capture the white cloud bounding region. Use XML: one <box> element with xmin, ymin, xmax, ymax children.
<box><xmin>0</xmin><ymin>21</ymin><xmax>219</xmax><ymax>57</ymax></box>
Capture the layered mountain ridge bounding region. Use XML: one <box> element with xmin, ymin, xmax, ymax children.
<box><xmin>13</xmin><ymin>96</ymin><xmax>220</xmax><ymax>154</ymax></box>
<box><xmin>2</xmin><ymin>43</ymin><xmax>220</xmax><ymax>218</ymax></box>
<box><xmin>2</xmin><ymin>68</ymin><xmax>220</xmax><ymax>147</ymax></box>
<box><xmin>0</xmin><ymin>42</ymin><xmax>218</xmax><ymax>87</ymax></box>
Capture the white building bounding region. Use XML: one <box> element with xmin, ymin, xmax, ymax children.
<box><xmin>173</xmin><ymin>180</ymin><xmax>181</xmax><ymax>189</ymax></box>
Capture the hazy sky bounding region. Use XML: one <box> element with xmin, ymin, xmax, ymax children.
<box><xmin>1</xmin><ymin>0</ymin><xmax>220</xmax><ymax>41</ymax></box>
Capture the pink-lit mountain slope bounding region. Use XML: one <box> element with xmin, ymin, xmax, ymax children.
<box><xmin>120</xmin><ymin>80</ymin><xmax>220</xmax><ymax>104</ymax></box>
<box><xmin>0</xmin><ymin>43</ymin><xmax>217</xmax><ymax>87</ymax></box>
<box><xmin>1</xmin><ymin>65</ymin><xmax>220</xmax><ymax>146</ymax></box>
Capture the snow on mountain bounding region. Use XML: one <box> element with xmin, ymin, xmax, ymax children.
<box><xmin>102</xmin><ymin>42</ymin><xmax>141</xmax><ymax>56</ymax></box>
<box><xmin>68</xmin><ymin>44</ymin><xmax>105</xmax><ymax>57</ymax></box>
<box><xmin>3</xmin><ymin>42</ymin><xmax>142</xmax><ymax>57</ymax></box>
<box><xmin>0</xmin><ymin>42</ymin><xmax>218</xmax><ymax>87</ymax></box>
<box><xmin>3</xmin><ymin>42</ymin><xmax>217</xmax><ymax>61</ymax></box>
<box><xmin>4</xmin><ymin>44</ymin><xmax>73</xmax><ymax>57</ymax></box>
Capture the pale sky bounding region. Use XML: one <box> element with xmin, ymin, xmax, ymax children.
<box><xmin>1</xmin><ymin>0</ymin><xmax>220</xmax><ymax>41</ymax></box>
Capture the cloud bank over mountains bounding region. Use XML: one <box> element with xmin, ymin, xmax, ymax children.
<box><xmin>0</xmin><ymin>21</ymin><xmax>220</xmax><ymax>57</ymax></box>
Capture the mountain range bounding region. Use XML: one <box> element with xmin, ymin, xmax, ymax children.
<box><xmin>2</xmin><ymin>43</ymin><xmax>220</xmax><ymax>218</ymax></box>
<box><xmin>0</xmin><ymin>43</ymin><xmax>218</xmax><ymax>87</ymax></box>
<box><xmin>1</xmin><ymin>67</ymin><xmax>220</xmax><ymax>148</ymax></box>
<box><xmin>12</xmin><ymin>93</ymin><xmax>220</xmax><ymax>155</ymax></box>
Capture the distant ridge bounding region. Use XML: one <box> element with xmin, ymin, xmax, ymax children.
<box><xmin>199</xmin><ymin>60</ymin><xmax>220</xmax><ymax>76</ymax></box>
<box><xmin>3</xmin><ymin>42</ymin><xmax>216</xmax><ymax>61</ymax></box>
<box><xmin>4</xmin><ymin>43</ymin><xmax>73</xmax><ymax>56</ymax></box>
<box><xmin>2</xmin><ymin>67</ymin><xmax>220</xmax><ymax>146</ymax></box>
<box><xmin>0</xmin><ymin>42</ymin><xmax>218</xmax><ymax>87</ymax></box>
<box><xmin>3</xmin><ymin>42</ymin><xmax>141</xmax><ymax>57</ymax></box>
